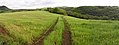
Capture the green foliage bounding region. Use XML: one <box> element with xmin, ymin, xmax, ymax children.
<box><xmin>0</xmin><ymin>6</ymin><xmax>41</xmax><ymax>13</ymax></box>
<box><xmin>58</xmin><ymin>6</ymin><xmax>119</xmax><ymax>20</ymax></box>
<box><xmin>0</xmin><ymin>6</ymin><xmax>10</xmax><ymax>10</ymax></box>
<box><xmin>0</xmin><ymin>6</ymin><xmax>11</xmax><ymax>13</ymax></box>
<box><xmin>44</xmin><ymin>7</ymin><xmax>67</xmax><ymax>15</ymax></box>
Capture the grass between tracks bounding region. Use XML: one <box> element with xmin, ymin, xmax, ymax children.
<box><xmin>44</xmin><ymin>16</ymin><xmax>64</xmax><ymax>45</ymax></box>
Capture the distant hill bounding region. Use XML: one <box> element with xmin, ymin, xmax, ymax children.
<box><xmin>0</xmin><ymin>6</ymin><xmax>11</xmax><ymax>13</ymax></box>
<box><xmin>0</xmin><ymin>6</ymin><xmax>10</xmax><ymax>10</ymax></box>
<box><xmin>43</xmin><ymin>6</ymin><xmax>119</xmax><ymax>20</ymax></box>
<box><xmin>63</xmin><ymin>6</ymin><xmax>119</xmax><ymax>20</ymax></box>
<box><xmin>0</xmin><ymin>6</ymin><xmax>41</xmax><ymax>13</ymax></box>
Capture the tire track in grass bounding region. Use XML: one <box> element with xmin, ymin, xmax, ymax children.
<box><xmin>0</xmin><ymin>25</ymin><xmax>11</xmax><ymax>45</ymax></box>
<box><xmin>44</xmin><ymin>16</ymin><xmax>64</xmax><ymax>45</ymax></box>
<box><xmin>0</xmin><ymin>26</ymin><xmax>9</xmax><ymax>35</ymax></box>
<box><xmin>62</xmin><ymin>17</ymin><xmax>72</xmax><ymax>45</ymax></box>
<box><xmin>32</xmin><ymin>17</ymin><xmax>59</xmax><ymax>45</ymax></box>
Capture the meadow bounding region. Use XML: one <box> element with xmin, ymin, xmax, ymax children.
<box><xmin>65</xmin><ymin>16</ymin><xmax>119</xmax><ymax>45</ymax></box>
<box><xmin>0</xmin><ymin>11</ymin><xmax>59</xmax><ymax>45</ymax></box>
<box><xmin>0</xmin><ymin>11</ymin><xmax>119</xmax><ymax>45</ymax></box>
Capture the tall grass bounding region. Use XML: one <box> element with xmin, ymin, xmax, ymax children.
<box><xmin>65</xmin><ymin>16</ymin><xmax>119</xmax><ymax>45</ymax></box>
<box><xmin>0</xmin><ymin>11</ymin><xmax>59</xmax><ymax>45</ymax></box>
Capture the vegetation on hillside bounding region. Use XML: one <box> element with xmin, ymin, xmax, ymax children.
<box><xmin>2</xmin><ymin>6</ymin><xmax>119</xmax><ymax>20</ymax></box>
<box><xmin>41</xmin><ymin>7</ymin><xmax>67</xmax><ymax>15</ymax></box>
<box><xmin>0</xmin><ymin>6</ymin><xmax>40</xmax><ymax>13</ymax></box>
<box><xmin>68</xmin><ymin>6</ymin><xmax>119</xmax><ymax>20</ymax></box>
<box><xmin>0</xmin><ymin>6</ymin><xmax>11</xmax><ymax>13</ymax></box>
<box><xmin>43</xmin><ymin>6</ymin><xmax>119</xmax><ymax>20</ymax></box>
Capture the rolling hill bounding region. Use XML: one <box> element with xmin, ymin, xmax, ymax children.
<box><xmin>44</xmin><ymin>6</ymin><xmax>119</xmax><ymax>20</ymax></box>
<box><xmin>0</xmin><ymin>6</ymin><xmax>11</xmax><ymax>13</ymax></box>
<box><xmin>0</xmin><ymin>6</ymin><xmax>10</xmax><ymax>10</ymax></box>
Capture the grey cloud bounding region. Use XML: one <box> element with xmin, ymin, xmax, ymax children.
<box><xmin>20</xmin><ymin>1</ymin><xmax>55</xmax><ymax>7</ymax></box>
<box><xmin>0</xmin><ymin>0</ymin><xmax>56</xmax><ymax>9</ymax></box>
<box><xmin>41</xmin><ymin>1</ymin><xmax>55</xmax><ymax>5</ymax></box>
<box><xmin>0</xmin><ymin>0</ymin><xmax>80</xmax><ymax>9</ymax></box>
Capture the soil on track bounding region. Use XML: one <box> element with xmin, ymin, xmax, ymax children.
<box><xmin>0</xmin><ymin>26</ymin><xmax>10</xmax><ymax>45</ymax></box>
<box><xmin>0</xmin><ymin>26</ymin><xmax>9</xmax><ymax>35</ymax></box>
<box><xmin>32</xmin><ymin>17</ymin><xmax>59</xmax><ymax>45</ymax></box>
<box><xmin>62</xmin><ymin>17</ymin><xmax>72</xmax><ymax>45</ymax></box>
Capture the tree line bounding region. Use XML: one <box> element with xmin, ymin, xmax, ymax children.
<box><xmin>42</xmin><ymin>6</ymin><xmax>119</xmax><ymax>20</ymax></box>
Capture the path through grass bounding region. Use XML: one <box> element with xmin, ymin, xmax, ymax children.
<box><xmin>0</xmin><ymin>11</ymin><xmax>59</xmax><ymax>45</ymax></box>
<box><xmin>44</xmin><ymin>16</ymin><xmax>64</xmax><ymax>45</ymax></box>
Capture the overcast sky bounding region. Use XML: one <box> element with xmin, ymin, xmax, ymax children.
<box><xmin>0</xmin><ymin>0</ymin><xmax>119</xmax><ymax>9</ymax></box>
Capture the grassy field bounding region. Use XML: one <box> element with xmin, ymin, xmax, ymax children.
<box><xmin>0</xmin><ymin>11</ymin><xmax>59</xmax><ymax>45</ymax></box>
<box><xmin>0</xmin><ymin>11</ymin><xmax>119</xmax><ymax>45</ymax></box>
<box><xmin>65</xmin><ymin>16</ymin><xmax>119</xmax><ymax>45</ymax></box>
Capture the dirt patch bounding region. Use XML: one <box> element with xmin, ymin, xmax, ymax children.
<box><xmin>32</xmin><ymin>17</ymin><xmax>59</xmax><ymax>45</ymax></box>
<box><xmin>0</xmin><ymin>26</ymin><xmax>9</xmax><ymax>35</ymax></box>
<box><xmin>62</xmin><ymin>30</ymin><xmax>72</xmax><ymax>45</ymax></box>
<box><xmin>62</xmin><ymin>17</ymin><xmax>72</xmax><ymax>45</ymax></box>
<box><xmin>0</xmin><ymin>25</ymin><xmax>11</xmax><ymax>45</ymax></box>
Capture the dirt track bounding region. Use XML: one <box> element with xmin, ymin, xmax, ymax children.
<box><xmin>32</xmin><ymin>17</ymin><xmax>59</xmax><ymax>45</ymax></box>
<box><xmin>0</xmin><ymin>26</ymin><xmax>9</xmax><ymax>35</ymax></box>
<box><xmin>62</xmin><ymin>17</ymin><xmax>72</xmax><ymax>45</ymax></box>
<box><xmin>0</xmin><ymin>25</ymin><xmax>11</xmax><ymax>45</ymax></box>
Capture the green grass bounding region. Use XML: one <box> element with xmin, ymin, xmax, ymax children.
<box><xmin>0</xmin><ymin>11</ymin><xmax>59</xmax><ymax>45</ymax></box>
<box><xmin>0</xmin><ymin>11</ymin><xmax>119</xmax><ymax>45</ymax></box>
<box><xmin>65</xmin><ymin>16</ymin><xmax>119</xmax><ymax>45</ymax></box>
<box><xmin>44</xmin><ymin>16</ymin><xmax>64</xmax><ymax>45</ymax></box>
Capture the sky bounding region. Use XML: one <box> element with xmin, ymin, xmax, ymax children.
<box><xmin>0</xmin><ymin>0</ymin><xmax>119</xmax><ymax>9</ymax></box>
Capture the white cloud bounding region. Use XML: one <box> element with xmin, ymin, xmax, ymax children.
<box><xmin>79</xmin><ymin>0</ymin><xmax>119</xmax><ymax>6</ymax></box>
<box><xmin>0</xmin><ymin>0</ymin><xmax>55</xmax><ymax>9</ymax></box>
<box><xmin>0</xmin><ymin>0</ymin><xmax>119</xmax><ymax>9</ymax></box>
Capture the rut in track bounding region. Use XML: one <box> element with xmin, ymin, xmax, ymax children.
<box><xmin>32</xmin><ymin>17</ymin><xmax>59</xmax><ymax>45</ymax></box>
<box><xmin>62</xmin><ymin>17</ymin><xmax>72</xmax><ymax>45</ymax></box>
<box><xmin>0</xmin><ymin>25</ymin><xmax>11</xmax><ymax>45</ymax></box>
<box><xmin>0</xmin><ymin>25</ymin><xmax>9</xmax><ymax>35</ymax></box>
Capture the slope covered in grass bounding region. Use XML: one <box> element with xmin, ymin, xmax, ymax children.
<box><xmin>65</xmin><ymin>16</ymin><xmax>119</xmax><ymax>45</ymax></box>
<box><xmin>0</xmin><ymin>11</ymin><xmax>59</xmax><ymax>45</ymax></box>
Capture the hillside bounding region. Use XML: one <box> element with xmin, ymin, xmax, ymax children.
<box><xmin>0</xmin><ymin>6</ymin><xmax>11</xmax><ymax>13</ymax></box>
<box><xmin>0</xmin><ymin>6</ymin><xmax>40</xmax><ymax>13</ymax></box>
<box><xmin>0</xmin><ymin>11</ymin><xmax>119</xmax><ymax>45</ymax></box>
<box><xmin>0</xmin><ymin>6</ymin><xmax>10</xmax><ymax>10</ymax></box>
<box><xmin>44</xmin><ymin>6</ymin><xmax>119</xmax><ymax>20</ymax></box>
